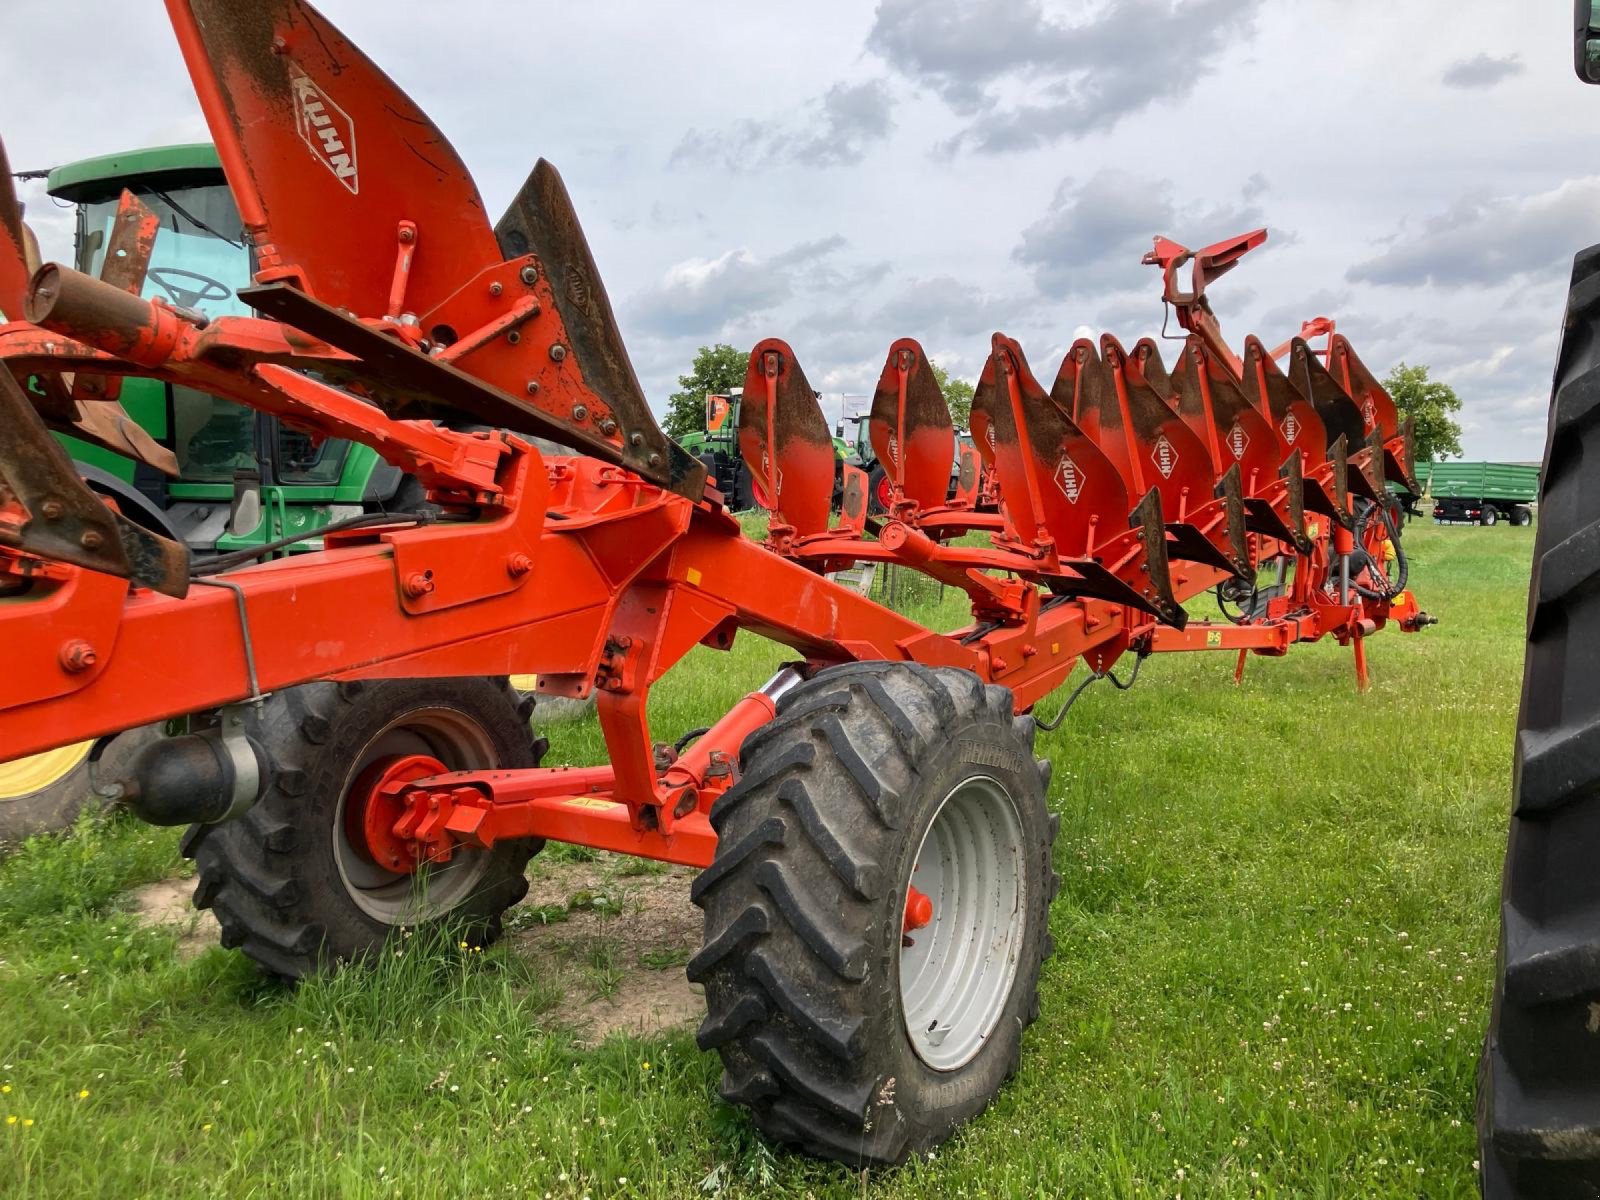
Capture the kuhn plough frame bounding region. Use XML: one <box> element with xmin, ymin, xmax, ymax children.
<box><xmin>0</xmin><ymin>0</ymin><xmax>1429</xmax><ymax>1168</ymax></box>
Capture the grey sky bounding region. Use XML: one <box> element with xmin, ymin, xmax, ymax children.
<box><xmin>3</xmin><ymin>0</ymin><xmax>1595</xmax><ymax>459</ymax></box>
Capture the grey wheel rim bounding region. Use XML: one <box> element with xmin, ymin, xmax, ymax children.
<box><xmin>331</xmin><ymin>707</ymin><xmax>500</xmax><ymax>924</ymax></box>
<box><xmin>899</xmin><ymin>775</ymin><xmax>1027</xmax><ymax>1071</ymax></box>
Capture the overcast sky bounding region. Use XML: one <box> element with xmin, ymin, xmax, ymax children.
<box><xmin>5</xmin><ymin>0</ymin><xmax>1597</xmax><ymax>460</ymax></box>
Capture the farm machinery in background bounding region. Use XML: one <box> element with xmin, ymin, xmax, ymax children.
<box><xmin>0</xmin><ymin>0</ymin><xmax>1427</xmax><ymax>1169</ymax></box>
<box><xmin>0</xmin><ymin>142</ymin><xmax>541</xmax><ymax>838</ymax></box>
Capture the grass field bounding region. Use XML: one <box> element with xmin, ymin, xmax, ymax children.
<box><xmin>0</xmin><ymin>523</ymin><xmax>1531</xmax><ymax>1198</ymax></box>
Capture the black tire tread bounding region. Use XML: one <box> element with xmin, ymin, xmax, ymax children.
<box><xmin>692</xmin><ymin>661</ymin><xmax>1056</xmax><ymax>1168</ymax></box>
<box><xmin>1481</xmin><ymin>243</ymin><xmax>1600</xmax><ymax>1197</ymax></box>
<box><xmin>182</xmin><ymin>678</ymin><xmax>540</xmax><ymax>980</ymax></box>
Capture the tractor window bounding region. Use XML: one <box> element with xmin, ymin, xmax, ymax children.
<box><xmin>172</xmin><ymin>386</ymin><xmax>256</xmax><ymax>481</ymax></box>
<box><xmin>78</xmin><ymin>183</ymin><xmax>250</xmax><ymax>322</ymax></box>
<box><xmin>275</xmin><ymin>421</ymin><xmax>350</xmax><ymax>484</ymax></box>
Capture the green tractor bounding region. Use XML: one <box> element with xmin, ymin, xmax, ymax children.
<box><xmin>45</xmin><ymin>143</ymin><xmax>421</xmax><ymax>557</ymax></box>
<box><xmin>0</xmin><ymin>143</ymin><xmax>474</xmax><ymax>840</ymax></box>
<box><xmin>679</xmin><ymin>387</ymin><xmax>852</xmax><ymax>512</ymax></box>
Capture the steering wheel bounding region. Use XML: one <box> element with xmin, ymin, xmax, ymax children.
<box><xmin>147</xmin><ymin>267</ymin><xmax>233</xmax><ymax>309</ymax></box>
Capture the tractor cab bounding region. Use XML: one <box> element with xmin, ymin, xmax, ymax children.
<box><xmin>47</xmin><ymin>144</ymin><xmax>404</xmax><ymax>554</ymax></box>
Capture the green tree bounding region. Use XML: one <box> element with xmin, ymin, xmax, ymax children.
<box><xmin>663</xmin><ymin>344</ymin><xmax>749</xmax><ymax>439</ymax></box>
<box><xmin>1383</xmin><ymin>362</ymin><xmax>1463</xmax><ymax>463</ymax></box>
<box><xmin>930</xmin><ymin>361</ymin><xmax>976</xmax><ymax>428</ymax></box>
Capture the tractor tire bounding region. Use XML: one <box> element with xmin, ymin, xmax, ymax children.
<box><xmin>182</xmin><ymin>677</ymin><xmax>544</xmax><ymax>979</ymax></box>
<box><xmin>0</xmin><ymin>741</ymin><xmax>94</xmax><ymax>845</ymax></box>
<box><xmin>1482</xmin><ymin>505</ymin><xmax>1500</xmax><ymax>527</ymax></box>
<box><xmin>1511</xmin><ymin>506</ymin><xmax>1533</xmax><ymax>528</ymax></box>
<box><xmin>1479</xmin><ymin>244</ymin><xmax>1600</xmax><ymax>1196</ymax></box>
<box><xmin>867</xmin><ymin>463</ymin><xmax>891</xmax><ymax>515</ymax></box>
<box><xmin>0</xmin><ymin>725</ymin><xmax>162</xmax><ymax>846</ymax></box>
<box><xmin>690</xmin><ymin>661</ymin><xmax>1057</xmax><ymax>1167</ymax></box>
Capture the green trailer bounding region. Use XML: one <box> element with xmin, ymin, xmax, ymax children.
<box><xmin>1417</xmin><ymin>460</ymin><xmax>1539</xmax><ymax>526</ymax></box>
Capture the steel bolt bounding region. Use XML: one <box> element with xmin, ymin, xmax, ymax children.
<box><xmin>270</xmin><ymin>35</ymin><xmax>288</xmax><ymax>54</ymax></box>
<box><xmin>488</xmin><ymin>281</ymin><xmax>503</xmax><ymax>297</ymax></box>
<box><xmin>506</xmin><ymin>553</ymin><xmax>533</xmax><ymax>578</ymax></box>
<box><xmin>599</xmin><ymin>418</ymin><xmax>617</xmax><ymax>436</ymax></box>
<box><xmin>629</xmin><ymin>432</ymin><xmax>644</xmax><ymax>448</ymax></box>
<box><xmin>506</xmin><ymin>331</ymin><xmax>520</xmax><ymax>344</ymax></box>
<box><xmin>58</xmin><ymin>640</ymin><xmax>96</xmax><ymax>673</ymax></box>
<box><xmin>398</xmin><ymin>226</ymin><xmax>416</xmax><ymax>244</ymax></box>
<box><xmin>403</xmin><ymin>572</ymin><xmax>435</xmax><ymax>598</ymax></box>
<box><xmin>80</xmin><ymin>530</ymin><xmax>104</xmax><ymax>551</ymax></box>
<box><xmin>519</xmin><ymin>265</ymin><xmax>538</xmax><ymax>286</ymax></box>
<box><xmin>572</xmin><ymin>404</ymin><xmax>589</xmax><ymax>422</ymax></box>
<box><xmin>549</xmin><ymin>344</ymin><xmax>567</xmax><ymax>363</ymax></box>
<box><xmin>647</xmin><ymin>453</ymin><xmax>662</xmax><ymax>468</ymax></box>
<box><xmin>40</xmin><ymin>499</ymin><xmax>64</xmax><ymax>521</ymax></box>
<box><xmin>526</xmin><ymin>381</ymin><xmax>541</xmax><ymax>396</ymax></box>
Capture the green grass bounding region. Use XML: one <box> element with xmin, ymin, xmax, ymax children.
<box><xmin>0</xmin><ymin>523</ymin><xmax>1528</xmax><ymax>1197</ymax></box>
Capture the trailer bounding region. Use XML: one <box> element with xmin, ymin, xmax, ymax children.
<box><xmin>1420</xmin><ymin>460</ymin><xmax>1537</xmax><ymax>526</ymax></box>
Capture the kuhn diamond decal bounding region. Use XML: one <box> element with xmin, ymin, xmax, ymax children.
<box><xmin>291</xmin><ymin>63</ymin><xmax>359</xmax><ymax>194</ymax></box>
<box><xmin>1054</xmin><ymin>453</ymin><xmax>1084</xmax><ymax>503</ymax></box>
<box><xmin>1226</xmin><ymin>421</ymin><xmax>1249</xmax><ymax>460</ymax></box>
<box><xmin>1151</xmin><ymin>433</ymin><xmax>1178</xmax><ymax>480</ymax></box>
<box><xmin>1281</xmin><ymin>412</ymin><xmax>1301</xmax><ymax>443</ymax></box>
<box><xmin>1361</xmin><ymin>397</ymin><xmax>1376</xmax><ymax>428</ymax></box>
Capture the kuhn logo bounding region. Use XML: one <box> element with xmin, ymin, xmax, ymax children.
<box><xmin>291</xmin><ymin>64</ymin><xmax>359</xmax><ymax>194</ymax></box>
<box><xmin>1150</xmin><ymin>434</ymin><xmax>1178</xmax><ymax>479</ymax></box>
<box><xmin>1361</xmin><ymin>397</ymin><xmax>1376</xmax><ymax>428</ymax></box>
<box><xmin>1227</xmin><ymin>421</ymin><xmax>1249</xmax><ymax>460</ymax></box>
<box><xmin>1281</xmin><ymin>412</ymin><xmax>1301</xmax><ymax>444</ymax></box>
<box><xmin>1053</xmin><ymin>454</ymin><xmax>1083</xmax><ymax>503</ymax></box>
<box><xmin>887</xmin><ymin>434</ymin><xmax>899</xmax><ymax>466</ymax></box>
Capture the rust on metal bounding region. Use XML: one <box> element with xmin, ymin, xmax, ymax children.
<box><xmin>737</xmin><ymin>339</ymin><xmax>835</xmax><ymax>538</ymax></box>
<box><xmin>494</xmin><ymin>160</ymin><xmax>703</xmax><ymax>498</ymax></box>
<box><xmin>868</xmin><ymin>338</ymin><xmax>956</xmax><ymax>511</ymax></box>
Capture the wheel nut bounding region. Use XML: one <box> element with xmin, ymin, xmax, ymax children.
<box><xmin>403</xmin><ymin>572</ymin><xmax>434</xmax><ymax>598</ymax></box>
<box><xmin>58</xmin><ymin>640</ymin><xmax>97</xmax><ymax>673</ymax></box>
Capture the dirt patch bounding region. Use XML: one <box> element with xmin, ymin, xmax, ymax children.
<box><xmin>510</xmin><ymin>855</ymin><xmax>705</xmax><ymax>1046</ymax></box>
<box><xmin>123</xmin><ymin>853</ymin><xmax>707</xmax><ymax>1043</ymax></box>
<box><xmin>129</xmin><ymin>877</ymin><xmax>218</xmax><ymax>959</ymax></box>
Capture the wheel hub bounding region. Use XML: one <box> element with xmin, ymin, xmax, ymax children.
<box><xmin>344</xmin><ymin>753</ymin><xmax>447</xmax><ymax>874</ymax></box>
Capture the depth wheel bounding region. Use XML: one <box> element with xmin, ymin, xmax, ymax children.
<box><xmin>182</xmin><ymin>677</ymin><xmax>543</xmax><ymax>978</ymax></box>
<box><xmin>1480</xmin><ymin>244</ymin><xmax>1600</xmax><ymax>1195</ymax></box>
<box><xmin>690</xmin><ymin>661</ymin><xmax>1057</xmax><ymax>1167</ymax></box>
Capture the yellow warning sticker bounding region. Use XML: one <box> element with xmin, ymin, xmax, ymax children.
<box><xmin>564</xmin><ymin>797</ymin><xmax>622</xmax><ymax>811</ymax></box>
<box><xmin>1205</xmin><ymin>629</ymin><xmax>1222</xmax><ymax>647</ymax></box>
<box><xmin>686</xmin><ymin>567</ymin><xmax>703</xmax><ymax>586</ymax></box>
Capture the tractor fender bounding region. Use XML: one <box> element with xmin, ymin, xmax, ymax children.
<box><xmin>76</xmin><ymin>461</ymin><xmax>182</xmax><ymax>542</ymax></box>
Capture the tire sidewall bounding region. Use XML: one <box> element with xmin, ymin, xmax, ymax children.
<box><xmin>867</xmin><ymin>710</ymin><xmax>1050</xmax><ymax>1146</ymax></box>
<box><xmin>251</xmin><ymin>678</ymin><xmax>534</xmax><ymax>959</ymax></box>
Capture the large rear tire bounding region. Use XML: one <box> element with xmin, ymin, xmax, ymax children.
<box><xmin>182</xmin><ymin>677</ymin><xmax>543</xmax><ymax>978</ymax></box>
<box><xmin>690</xmin><ymin>661</ymin><xmax>1057</xmax><ymax>1167</ymax></box>
<box><xmin>0</xmin><ymin>726</ymin><xmax>162</xmax><ymax>845</ymax></box>
<box><xmin>1479</xmin><ymin>244</ymin><xmax>1600</xmax><ymax>1196</ymax></box>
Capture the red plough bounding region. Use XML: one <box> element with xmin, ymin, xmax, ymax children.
<box><xmin>0</xmin><ymin>0</ymin><xmax>1429</xmax><ymax>1169</ymax></box>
